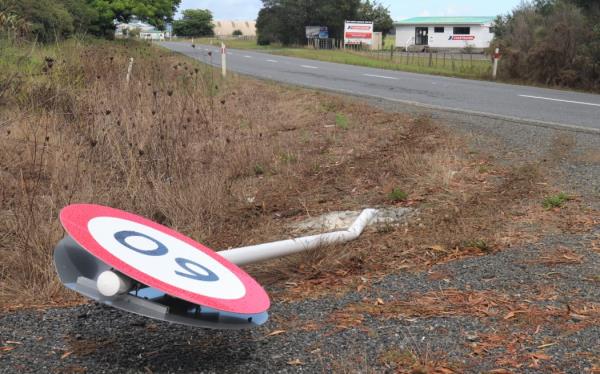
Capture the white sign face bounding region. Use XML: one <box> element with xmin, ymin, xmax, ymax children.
<box><xmin>344</xmin><ymin>21</ymin><xmax>374</xmax><ymax>46</ymax></box>
<box><xmin>60</xmin><ymin>204</ymin><xmax>271</xmax><ymax>314</ymax></box>
<box><xmin>87</xmin><ymin>217</ymin><xmax>246</xmax><ymax>300</ymax></box>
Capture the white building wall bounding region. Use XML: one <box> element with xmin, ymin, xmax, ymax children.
<box><xmin>395</xmin><ymin>24</ymin><xmax>494</xmax><ymax>50</ymax></box>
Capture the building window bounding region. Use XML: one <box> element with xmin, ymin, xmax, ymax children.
<box><xmin>434</xmin><ymin>27</ymin><xmax>444</xmax><ymax>33</ymax></box>
<box><xmin>453</xmin><ymin>27</ymin><xmax>471</xmax><ymax>35</ymax></box>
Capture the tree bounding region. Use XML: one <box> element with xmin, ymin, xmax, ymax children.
<box><xmin>232</xmin><ymin>29</ymin><xmax>243</xmax><ymax>36</ymax></box>
<box><xmin>256</xmin><ymin>0</ymin><xmax>361</xmax><ymax>45</ymax></box>
<box><xmin>89</xmin><ymin>0</ymin><xmax>181</xmax><ymax>34</ymax></box>
<box><xmin>172</xmin><ymin>9</ymin><xmax>214</xmax><ymax>37</ymax></box>
<box><xmin>1</xmin><ymin>0</ymin><xmax>76</xmax><ymax>42</ymax></box>
<box><xmin>492</xmin><ymin>0</ymin><xmax>600</xmax><ymax>91</ymax></box>
<box><xmin>1</xmin><ymin>0</ymin><xmax>181</xmax><ymax>40</ymax></box>
<box><xmin>357</xmin><ymin>0</ymin><xmax>393</xmax><ymax>36</ymax></box>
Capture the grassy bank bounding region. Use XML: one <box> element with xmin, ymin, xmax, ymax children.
<box><xmin>1</xmin><ymin>37</ymin><xmax>590</xmax><ymax>309</ymax></box>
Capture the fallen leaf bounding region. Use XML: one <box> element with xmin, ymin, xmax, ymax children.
<box><xmin>376</xmin><ymin>298</ymin><xmax>385</xmax><ymax>305</ymax></box>
<box><xmin>530</xmin><ymin>353</ymin><xmax>551</xmax><ymax>360</ymax></box>
<box><xmin>537</xmin><ymin>342</ymin><xmax>557</xmax><ymax>349</ymax></box>
<box><xmin>265</xmin><ymin>330</ymin><xmax>286</xmax><ymax>337</ymax></box>
<box><xmin>0</xmin><ymin>346</ymin><xmax>16</xmax><ymax>352</ymax></box>
<box><xmin>287</xmin><ymin>359</ymin><xmax>304</xmax><ymax>366</ymax></box>
<box><xmin>61</xmin><ymin>351</ymin><xmax>73</xmax><ymax>359</ymax></box>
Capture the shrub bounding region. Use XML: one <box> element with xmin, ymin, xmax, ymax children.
<box><xmin>542</xmin><ymin>193</ymin><xmax>571</xmax><ymax>209</ymax></box>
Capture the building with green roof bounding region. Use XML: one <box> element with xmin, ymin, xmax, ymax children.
<box><xmin>394</xmin><ymin>16</ymin><xmax>495</xmax><ymax>51</ymax></box>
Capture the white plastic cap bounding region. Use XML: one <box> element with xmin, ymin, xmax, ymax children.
<box><xmin>97</xmin><ymin>271</ymin><xmax>132</xmax><ymax>297</ymax></box>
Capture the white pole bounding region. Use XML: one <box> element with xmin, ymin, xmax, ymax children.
<box><xmin>92</xmin><ymin>209</ymin><xmax>378</xmax><ymax>299</ymax></box>
<box><xmin>221</xmin><ymin>42</ymin><xmax>227</xmax><ymax>78</ymax></box>
<box><xmin>492</xmin><ymin>48</ymin><xmax>499</xmax><ymax>80</ymax></box>
<box><xmin>218</xmin><ymin>209</ymin><xmax>378</xmax><ymax>266</ymax></box>
<box><xmin>126</xmin><ymin>57</ymin><xmax>134</xmax><ymax>84</ymax></box>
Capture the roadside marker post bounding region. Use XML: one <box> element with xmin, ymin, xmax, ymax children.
<box><xmin>492</xmin><ymin>48</ymin><xmax>501</xmax><ymax>80</ymax></box>
<box><xmin>125</xmin><ymin>58</ymin><xmax>133</xmax><ymax>84</ymax></box>
<box><xmin>221</xmin><ymin>42</ymin><xmax>227</xmax><ymax>78</ymax></box>
<box><xmin>53</xmin><ymin>204</ymin><xmax>377</xmax><ymax>330</ymax></box>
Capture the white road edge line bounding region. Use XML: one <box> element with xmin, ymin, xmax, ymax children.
<box><xmin>301</xmin><ymin>65</ymin><xmax>318</xmax><ymax>69</ymax></box>
<box><xmin>364</xmin><ymin>74</ymin><xmax>398</xmax><ymax>80</ymax></box>
<box><xmin>519</xmin><ymin>95</ymin><xmax>600</xmax><ymax>108</ymax></box>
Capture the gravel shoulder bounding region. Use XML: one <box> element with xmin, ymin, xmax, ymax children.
<box><xmin>2</xmin><ymin>98</ymin><xmax>599</xmax><ymax>373</ymax></box>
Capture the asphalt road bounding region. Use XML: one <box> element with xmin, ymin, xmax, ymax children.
<box><xmin>160</xmin><ymin>42</ymin><xmax>600</xmax><ymax>133</ymax></box>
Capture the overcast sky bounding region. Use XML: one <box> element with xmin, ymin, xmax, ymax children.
<box><xmin>177</xmin><ymin>0</ymin><xmax>524</xmax><ymax>20</ymax></box>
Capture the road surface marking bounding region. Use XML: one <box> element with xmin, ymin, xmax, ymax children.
<box><xmin>519</xmin><ymin>95</ymin><xmax>600</xmax><ymax>108</ymax></box>
<box><xmin>266</xmin><ymin>59</ymin><xmax>278</xmax><ymax>63</ymax></box>
<box><xmin>364</xmin><ymin>74</ymin><xmax>398</xmax><ymax>80</ymax></box>
<box><xmin>301</xmin><ymin>65</ymin><xmax>318</xmax><ymax>69</ymax></box>
<box><xmin>244</xmin><ymin>55</ymin><xmax>252</xmax><ymax>59</ymax></box>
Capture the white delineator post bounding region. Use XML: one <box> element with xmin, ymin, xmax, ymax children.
<box><xmin>126</xmin><ymin>57</ymin><xmax>134</xmax><ymax>84</ymax></box>
<box><xmin>219</xmin><ymin>209</ymin><xmax>378</xmax><ymax>266</ymax></box>
<box><xmin>492</xmin><ymin>48</ymin><xmax>500</xmax><ymax>80</ymax></box>
<box><xmin>221</xmin><ymin>42</ymin><xmax>227</xmax><ymax>78</ymax></box>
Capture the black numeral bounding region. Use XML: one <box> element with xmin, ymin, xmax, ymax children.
<box><xmin>174</xmin><ymin>258</ymin><xmax>219</xmax><ymax>282</ymax></box>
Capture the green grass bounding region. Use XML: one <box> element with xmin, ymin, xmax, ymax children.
<box><xmin>389</xmin><ymin>188</ymin><xmax>409</xmax><ymax>202</ymax></box>
<box><xmin>542</xmin><ymin>193</ymin><xmax>572</xmax><ymax>209</ymax></box>
<box><xmin>335</xmin><ymin>113</ymin><xmax>349</xmax><ymax>129</ymax></box>
<box><xmin>269</xmin><ymin>48</ymin><xmax>491</xmax><ymax>80</ymax></box>
<box><xmin>179</xmin><ymin>37</ymin><xmax>274</xmax><ymax>50</ymax></box>
<box><xmin>183</xmin><ymin>37</ymin><xmax>491</xmax><ymax>80</ymax></box>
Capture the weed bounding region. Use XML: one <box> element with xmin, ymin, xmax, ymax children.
<box><xmin>281</xmin><ymin>152</ymin><xmax>297</xmax><ymax>163</ymax></box>
<box><xmin>542</xmin><ymin>193</ymin><xmax>571</xmax><ymax>209</ymax></box>
<box><xmin>254</xmin><ymin>164</ymin><xmax>265</xmax><ymax>176</ymax></box>
<box><xmin>389</xmin><ymin>188</ymin><xmax>408</xmax><ymax>202</ymax></box>
<box><xmin>463</xmin><ymin>239</ymin><xmax>491</xmax><ymax>252</ymax></box>
<box><xmin>335</xmin><ymin>113</ymin><xmax>349</xmax><ymax>129</ymax></box>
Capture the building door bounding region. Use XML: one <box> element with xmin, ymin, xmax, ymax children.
<box><xmin>415</xmin><ymin>27</ymin><xmax>429</xmax><ymax>45</ymax></box>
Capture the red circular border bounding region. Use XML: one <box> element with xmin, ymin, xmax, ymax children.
<box><xmin>60</xmin><ymin>204</ymin><xmax>270</xmax><ymax>315</ymax></box>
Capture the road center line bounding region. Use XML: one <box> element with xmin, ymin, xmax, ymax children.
<box><xmin>266</xmin><ymin>59</ymin><xmax>278</xmax><ymax>63</ymax></box>
<box><xmin>519</xmin><ymin>95</ymin><xmax>600</xmax><ymax>107</ymax></box>
<box><xmin>301</xmin><ymin>65</ymin><xmax>318</xmax><ymax>69</ymax></box>
<box><xmin>364</xmin><ymin>74</ymin><xmax>398</xmax><ymax>80</ymax></box>
<box><xmin>244</xmin><ymin>55</ymin><xmax>252</xmax><ymax>59</ymax></box>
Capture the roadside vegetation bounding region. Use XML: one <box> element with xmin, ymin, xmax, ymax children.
<box><xmin>1</xmin><ymin>31</ymin><xmax>595</xmax><ymax>309</ymax></box>
<box><xmin>0</xmin><ymin>0</ymin><xmax>180</xmax><ymax>42</ymax></box>
<box><xmin>493</xmin><ymin>0</ymin><xmax>600</xmax><ymax>91</ymax></box>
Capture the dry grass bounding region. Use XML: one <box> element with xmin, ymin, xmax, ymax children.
<box><xmin>0</xmin><ymin>38</ymin><xmax>596</xmax><ymax>309</ymax></box>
